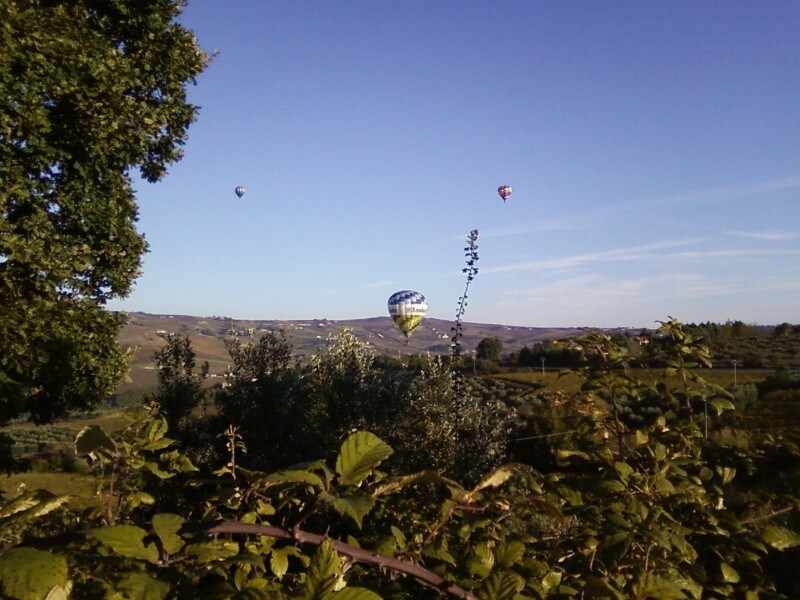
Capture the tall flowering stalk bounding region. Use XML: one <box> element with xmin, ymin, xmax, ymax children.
<box><xmin>451</xmin><ymin>229</ymin><xmax>479</xmax><ymax>359</ymax></box>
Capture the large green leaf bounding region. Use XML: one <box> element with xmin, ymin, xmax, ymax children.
<box><xmin>258</xmin><ymin>469</ymin><xmax>326</xmax><ymax>489</ymax></box>
<box><xmin>0</xmin><ymin>548</ymin><xmax>69</xmax><ymax>600</ymax></box>
<box><xmin>495</xmin><ymin>540</ymin><xmax>526</xmax><ymax>568</ymax></box>
<box><xmin>152</xmin><ymin>513</ymin><xmax>185</xmax><ymax>555</ymax></box>
<box><xmin>466</xmin><ymin>542</ymin><xmax>495</xmax><ymax>578</ymax></box>
<box><xmin>270</xmin><ymin>547</ymin><xmax>296</xmax><ymax>579</ymax></box>
<box><xmin>74</xmin><ymin>424</ymin><xmax>115</xmax><ymax>457</ymax></box>
<box><xmin>300</xmin><ymin>540</ymin><xmax>341</xmax><ymax>600</ymax></box>
<box><xmin>91</xmin><ymin>525</ymin><xmax>159</xmax><ymax>563</ymax></box>
<box><xmin>184</xmin><ymin>540</ymin><xmax>241</xmax><ymax>564</ymax></box>
<box><xmin>335</xmin><ymin>431</ymin><xmax>393</xmax><ymax>487</ymax></box>
<box><xmin>479</xmin><ymin>571</ymin><xmax>524</xmax><ymax>600</ymax></box>
<box><xmin>319</xmin><ymin>491</ymin><xmax>376</xmax><ymax>528</ymax></box>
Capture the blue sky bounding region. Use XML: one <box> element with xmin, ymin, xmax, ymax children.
<box><xmin>108</xmin><ymin>1</ymin><xmax>800</xmax><ymax>328</ymax></box>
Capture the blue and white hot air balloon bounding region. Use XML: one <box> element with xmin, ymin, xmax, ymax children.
<box><xmin>387</xmin><ymin>290</ymin><xmax>428</xmax><ymax>340</ymax></box>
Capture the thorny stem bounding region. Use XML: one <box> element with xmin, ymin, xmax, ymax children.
<box><xmin>105</xmin><ymin>452</ymin><xmax>119</xmax><ymax>527</ymax></box>
<box><xmin>196</xmin><ymin>521</ymin><xmax>480</xmax><ymax>600</ymax></box>
<box><xmin>740</xmin><ymin>505</ymin><xmax>795</xmax><ymax>525</ymax></box>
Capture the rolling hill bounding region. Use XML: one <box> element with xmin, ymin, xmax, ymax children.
<box><xmin>117</xmin><ymin>311</ymin><xmax>608</xmax><ymax>393</ymax></box>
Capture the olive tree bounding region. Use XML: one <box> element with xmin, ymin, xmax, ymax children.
<box><xmin>476</xmin><ymin>336</ymin><xmax>503</xmax><ymax>361</ymax></box>
<box><xmin>0</xmin><ymin>0</ymin><xmax>206</xmax><ymax>423</ymax></box>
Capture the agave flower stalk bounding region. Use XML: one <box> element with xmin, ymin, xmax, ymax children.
<box><xmin>451</xmin><ymin>229</ymin><xmax>479</xmax><ymax>359</ymax></box>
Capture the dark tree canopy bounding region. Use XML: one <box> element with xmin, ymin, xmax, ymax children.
<box><xmin>475</xmin><ymin>336</ymin><xmax>503</xmax><ymax>361</ymax></box>
<box><xmin>0</xmin><ymin>0</ymin><xmax>207</xmax><ymax>423</ymax></box>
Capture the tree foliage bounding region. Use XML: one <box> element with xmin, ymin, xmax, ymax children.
<box><xmin>3</xmin><ymin>321</ymin><xmax>800</xmax><ymax>598</ymax></box>
<box><xmin>476</xmin><ymin>337</ymin><xmax>503</xmax><ymax>362</ymax></box>
<box><xmin>152</xmin><ymin>333</ymin><xmax>207</xmax><ymax>433</ymax></box>
<box><xmin>0</xmin><ymin>0</ymin><xmax>207</xmax><ymax>424</ymax></box>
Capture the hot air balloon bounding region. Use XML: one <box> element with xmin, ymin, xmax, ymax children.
<box><xmin>387</xmin><ymin>290</ymin><xmax>428</xmax><ymax>341</ymax></box>
<box><xmin>235</xmin><ymin>186</ymin><xmax>246</xmax><ymax>199</ymax></box>
<box><xmin>497</xmin><ymin>185</ymin><xmax>512</xmax><ymax>203</ymax></box>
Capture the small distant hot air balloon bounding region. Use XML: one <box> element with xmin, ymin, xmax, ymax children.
<box><xmin>235</xmin><ymin>186</ymin><xmax>246</xmax><ymax>199</ymax></box>
<box><xmin>388</xmin><ymin>290</ymin><xmax>428</xmax><ymax>341</ymax></box>
<box><xmin>497</xmin><ymin>185</ymin><xmax>512</xmax><ymax>203</ymax></box>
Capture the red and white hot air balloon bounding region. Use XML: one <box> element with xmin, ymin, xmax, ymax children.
<box><xmin>497</xmin><ymin>185</ymin><xmax>512</xmax><ymax>203</ymax></box>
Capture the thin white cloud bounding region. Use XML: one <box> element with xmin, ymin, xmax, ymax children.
<box><xmin>665</xmin><ymin>249</ymin><xmax>800</xmax><ymax>260</ymax></box>
<box><xmin>625</xmin><ymin>173</ymin><xmax>800</xmax><ymax>211</ymax></box>
<box><xmin>483</xmin><ymin>237</ymin><xmax>709</xmax><ymax>274</ymax></box>
<box><xmin>503</xmin><ymin>272</ymin><xmax>730</xmax><ymax>302</ymax></box>
<box><xmin>487</xmin><ymin>270</ymin><xmax>800</xmax><ymax>328</ymax></box>
<box><xmin>725</xmin><ymin>230</ymin><xmax>796</xmax><ymax>242</ymax></box>
<box><xmin>472</xmin><ymin>173</ymin><xmax>800</xmax><ymax>241</ymax></box>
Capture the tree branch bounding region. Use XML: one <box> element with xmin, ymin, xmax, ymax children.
<box><xmin>188</xmin><ymin>521</ymin><xmax>479</xmax><ymax>599</ymax></box>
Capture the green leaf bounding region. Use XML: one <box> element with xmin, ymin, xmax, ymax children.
<box><xmin>126</xmin><ymin>491</ymin><xmax>155</xmax><ymax>510</ymax></box>
<box><xmin>0</xmin><ymin>548</ymin><xmax>69</xmax><ymax>600</ymax></box>
<box><xmin>335</xmin><ymin>431</ymin><xmax>393</xmax><ymax>487</ymax></box>
<box><xmin>74</xmin><ymin>425</ymin><xmax>115</xmax><ymax>457</ymax></box>
<box><xmin>708</xmin><ymin>397</ymin><xmax>735</xmax><ymax>414</ymax></box>
<box><xmin>116</xmin><ymin>573</ymin><xmax>170</xmax><ymax>600</ymax></box>
<box><xmin>557</xmin><ymin>486</ymin><xmax>583</xmax><ymax>507</ymax></box>
<box><xmin>556</xmin><ymin>449</ymin><xmax>591</xmax><ymax>463</ymax></box>
<box><xmin>633</xmin><ymin>575</ymin><xmax>687</xmax><ymax>599</ymax></box>
<box><xmin>470</xmin><ymin>465</ymin><xmax>516</xmax><ymax>494</ymax></box>
<box><xmin>613</xmin><ymin>461</ymin><xmax>635</xmax><ymax>482</ymax></box>
<box><xmin>169</xmin><ymin>454</ymin><xmax>199</xmax><ymax>473</ymax></box>
<box><xmin>301</xmin><ymin>540</ymin><xmax>342</xmax><ymax>599</ymax></box>
<box><xmin>495</xmin><ymin>540</ymin><xmax>525</xmax><ymax>568</ymax></box>
<box><xmin>146</xmin><ymin>418</ymin><xmax>169</xmax><ymax>442</ymax></box>
<box><xmin>259</xmin><ymin>469</ymin><xmax>326</xmax><ymax>489</ymax></box>
<box><xmin>541</xmin><ymin>571</ymin><xmax>562</xmax><ymax>592</ymax></box>
<box><xmin>92</xmin><ymin>525</ymin><xmax>159</xmax><ymax>563</ymax></box>
<box><xmin>762</xmin><ymin>525</ymin><xmax>800</xmax><ymax>550</ymax></box>
<box><xmin>423</xmin><ymin>542</ymin><xmax>456</xmax><ymax>566</ymax></box>
<box><xmin>0</xmin><ymin>489</ymin><xmax>69</xmax><ymax>523</ymax></box>
<box><xmin>466</xmin><ymin>542</ymin><xmax>495</xmax><ymax>578</ymax></box>
<box><xmin>583</xmin><ymin>577</ymin><xmax>625</xmax><ymax>599</ymax></box>
<box><xmin>152</xmin><ymin>513</ymin><xmax>185</xmax><ymax>555</ymax></box>
<box><xmin>256</xmin><ymin>500</ymin><xmax>276</xmax><ymax>516</ymax></box>
<box><xmin>720</xmin><ymin>562</ymin><xmax>740</xmax><ymax>583</ymax></box>
<box><xmin>141</xmin><ymin>437</ymin><xmax>174</xmax><ymax>451</ymax></box>
<box><xmin>184</xmin><ymin>540</ymin><xmax>241</xmax><ymax>564</ymax></box>
<box><xmin>653</xmin><ymin>475</ymin><xmax>677</xmax><ymax>494</ymax></box>
<box><xmin>319</xmin><ymin>492</ymin><xmax>376</xmax><ymax>528</ymax></box>
<box><xmin>480</xmin><ymin>571</ymin><xmax>524</xmax><ymax>599</ymax></box>
<box><xmin>332</xmin><ymin>588</ymin><xmax>382</xmax><ymax>599</ymax></box>
<box><xmin>270</xmin><ymin>547</ymin><xmax>292</xmax><ymax>579</ymax></box>
<box><xmin>143</xmin><ymin>461</ymin><xmax>173</xmax><ymax>479</ymax></box>
<box><xmin>716</xmin><ymin>466</ymin><xmax>736</xmax><ymax>485</ymax></box>
<box><xmin>390</xmin><ymin>525</ymin><xmax>407</xmax><ymax>550</ymax></box>
<box><xmin>372</xmin><ymin>470</ymin><xmax>461</xmax><ymax>498</ymax></box>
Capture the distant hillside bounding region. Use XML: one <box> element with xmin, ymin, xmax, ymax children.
<box><xmin>117</xmin><ymin>311</ymin><xmax>614</xmax><ymax>393</ymax></box>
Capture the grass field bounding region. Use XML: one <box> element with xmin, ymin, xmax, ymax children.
<box><xmin>0</xmin><ymin>472</ymin><xmax>100</xmax><ymax>509</ymax></box>
<box><xmin>491</xmin><ymin>367</ymin><xmax>769</xmax><ymax>393</ymax></box>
